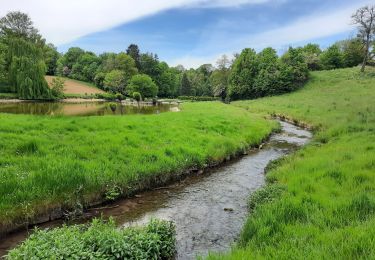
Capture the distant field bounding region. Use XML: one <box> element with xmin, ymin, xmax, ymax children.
<box><xmin>45</xmin><ymin>76</ymin><xmax>105</xmax><ymax>95</ymax></box>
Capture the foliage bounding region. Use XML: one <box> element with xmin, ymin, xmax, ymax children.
<box><xmin>127</xmin><ymin>74</ymin><xmax>158</xmax><ymax>98</ymax></box>
<box><xmin>7</xmin><ymin>218</ymin><xmax>176</xmax><ymax>259</ymax></box>
<box><xmin>132</xmin><ymin>91</ymin><xmax>142</xmax><ymax>102</ymax></box>
<box><xmin>43</xmin><ymin>43</ymin><xmax>60</xmax><ymax>75</ymax></box>
<box><xmin>0</xmin><ymin>102</ymin><xmax>275</xmax><ymax>229</ymax></box>
<box><xmin>339</xmin><ymin>38</ymin><xmax>366</xmax><ymax>67</ymax></box>
<box><xmin>320</xmin><ymin>44</ymin><xmax>344</xmax><ymax>70</ymax></box>
<box><xmin>229</xmin><ymin>47</ymin><xmax>309</xmax><ymax>100</ymax></box>
<box><xmin>8</xmin><ymin>37</ymin><xmax>52</xmax><ymax>99</ymax></box>
<box><xmin>0</xmin><ymin>92</ymin><xmax>17</xmax><ymax>99</ymax></box>
<box><xmin>208</xmin><ymin>67</ymin><xmax>375</xmax><ymax>259</ymax></box>
<box><xmin>229</xmin><ymin>48</ymin><xmax>259</xmax><ymax>100</ymax></box>
<box><xmin>103</xmin><ymin>70</ymin><xmax>127</xmax><ymax>94</ymax></box>
<box><xmin>50</xmin><ymin>77</ymin><xmax>65</xmax><ymax>98</ymax></box>
<box><xmin>126</xmin><ymin>43</ymin><xmax>141</xmax><ymax>70</ymax></box>
<box><xmin>180</xmin><ymin>72</ymin><xmax>192</xmax><ymax>96</ymax></box>
<box><xmin>0</xmin><ymin>11</ymin><xmax>42</xmax><ymax>43</ymax></box>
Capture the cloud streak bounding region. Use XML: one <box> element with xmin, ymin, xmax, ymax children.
<box><xmin>169</xmin><ymin>0</ymin><xmax>371</xmax><ymax>68</ymax></box>
<box><xmin>0</xmin><ymin>0</ymin><xmax>270</xmax><ymax>45</ymax></box>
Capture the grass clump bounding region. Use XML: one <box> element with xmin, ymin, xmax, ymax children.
<box><xmin>207</xmin><ymin>67</ymin><xmax>375</xmax><ymax>259</ymax></box>
<box><xmin>0</xmin><ymin>102</ymin><xmax>275</xmax><ymax>231</ymax></box>
<box><xmin>6</xmin><ymin>218</ymin><xmax>176</xmax><ymax>259</ymax></box>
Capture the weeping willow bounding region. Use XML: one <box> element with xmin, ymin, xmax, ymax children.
<box><xmin>8</xmin><ymin>37</ymin><xmax>52</xmax><ymax>99</ymax></box>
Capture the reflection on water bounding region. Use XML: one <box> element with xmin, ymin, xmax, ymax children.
<box><xmin>0</xmin><ymin>102</ymin><xmax>178</xmax><ymax>116</ymax></box>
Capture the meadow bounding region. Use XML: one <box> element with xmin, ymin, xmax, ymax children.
<box><xmin>208</xmin><ymin>67</ymin><xmax>375</xmax><ymax>259</ymax></box>
<box><xmin>0</xmin><ymin>102</ymin><xmax>275</xmax><ymax>234</ymax></box>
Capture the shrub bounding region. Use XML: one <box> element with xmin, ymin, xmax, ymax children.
<box><xmin>7</xmin><ymin>218</ymin><xmax>176</xmax><ymax>259</ymax></box>
<box><xmin>50</xmin><ymin>77</ymin><xmax>65</xmax><ymax>99</ymax></box>
<box><xmin>133</xmin><ymin>91</ymin><xmax>142</xmax><ymax>102</ymax></box>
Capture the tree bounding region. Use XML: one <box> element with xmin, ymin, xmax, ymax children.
<box><xmin>139</xmin><ymin>53</ymin><xmax>161</xmax><ymax>79</ymax></box>
<box><xmin>320</xmin><ymin>44</ymin><xmax>344</xmax><ymax>70</ymax></box>
<box><xmin>301</xmin><ymin>43</ymin><xmax>322</xmax><ymax>71</ymax></box>
<box><xmin>43</xmin><ymin>43</ymin><xmax>60</xmax><ymax>75</ymax></box>
<box><xmin>8</xmin><ymin>37</ymin><xmax>52</xmax><ymax>99</ymax></box>
<box><xmin>228</xmin><ymin>48</ymin><xmax>259</xmax><ymax>100</ymax></box>
<box><xmin>352</xmin><ymin>5</ymin><xmax>375</xmax><ymax>72</ymax></box>
<box><xmin>0</xmin><ymin>41</ymin><xmax>8</xmax><ymax>84</ymax></box>
<box><xmin>103</xmin><ymin>70</ymin><xmax>127</xmax><ymax>94</ymax></box>
<box><xmin>115</xmin><ymin>52</ymin><xmax>138</xmax><ymax>80</ymax></box>
<box><xmin>127</xmin><ymin>74</ymin><xmax>158</xmax><ymax>98</ymax></box>
<box><xmin>126</xmin><ymin>44</ymin><xmax>141</xmax><ymax>70</ymax></box>
<box><xmin>0</xmin><ymin>11</ymin><xmax>41</xmax><ymax>42</ymax></box>
<box><xmin>180</xmin><ymin>72</ymin><xmax>191</xmax><ymax>96</ymax></box>
<box><xmin>338</xmin><ymin>38</ymin><xmax>366</xmax><ymax>67</ymax></box>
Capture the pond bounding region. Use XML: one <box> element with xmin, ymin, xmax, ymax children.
<box><xmin>0</xmin><ymin>101</ymin><xmax>179</xmax><ymax>116</ymax></box>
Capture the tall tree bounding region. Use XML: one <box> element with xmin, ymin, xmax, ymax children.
<box><xmin>8</xmin><ymin>38</ymin><xmax>51</xmax><ymax>99</ymax></box>
<box><xmin>180</xmin><ymin>72</ymin><xmax>191</xmax><ymax>96</ymax></box>
<box><xmin>352</xmin><ymin>5</ymin><xmax>375</xmax><ymax>72</ymax></box>
<box><xmin>228</xmin><ymin>48</ymin><xmax>259</xmax><ymax>100</ymax></box>
<box><xmin>0</xmin><ymin>11</ymin><xmax>41</xmax><ymax>43</ymax></box>
<box><xmin>126</xmin><ymin>44</ymin><xmax>141</xmax><ymax>70</ymax></box>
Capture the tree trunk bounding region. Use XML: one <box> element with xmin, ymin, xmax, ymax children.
<box><xmin>361</xmin><ymin>36</ymin><xmax>370</xmax><ymax>73</ymax></box>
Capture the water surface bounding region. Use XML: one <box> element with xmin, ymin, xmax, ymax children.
<box><xmin>0</xmin><ymin>101</ymin><xmax>177</xmax><ymax>116</ymax></box>
<box><xmin>0</xmin><ymin>121</ymin><xmax>311</xmax><ymax>259</ymax></box>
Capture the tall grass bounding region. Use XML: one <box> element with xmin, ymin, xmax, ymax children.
<box><xmin>0</xmin><ymin>102</ymin><xmax>275</xmax><ymax>232</ymax></box>
<box><xmin>208</xmin><ymin>67</ymin><xmax>375</xmax><ymax>259</ymax></box>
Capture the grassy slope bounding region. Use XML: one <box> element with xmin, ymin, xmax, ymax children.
<box><xmin>0</xmin><ymin>102</ymin><xmax>275</xmax><ymax>231</ymax></box>
<box><xmin>209</xmin><ymin>67</ymin><xmax>375</xmax><ymax>259</ymax></box>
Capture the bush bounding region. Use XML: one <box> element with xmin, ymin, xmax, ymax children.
<box><xmin>0</xmin><ymin>93</ymin><xmax>17</xmax><ymax>99</ymax></box>
<box><xmin>133</xmin><ymin>91</ymin><xmax>142</xmax><ymax>102</ymax></box>
<box><xmin>7</xmin><ymin>218</ymin><xmax>176</xmax><ymax>259</ymax></box>
<box><xmin>50</xmin><ymin>77</ymin><xmax>65</xmax><ymax>99</ymax></box>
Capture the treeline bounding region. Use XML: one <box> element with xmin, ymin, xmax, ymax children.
<box><xmin>51</xmin><ymin>38</ymin><xmax>368</xmax><ymax>101</ymax></box>
<box><xmin>0</xmin><ymin>7</ymin><xmax>373</xmax><ymax>101</ymax></box>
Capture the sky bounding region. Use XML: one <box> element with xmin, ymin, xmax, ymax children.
<box><xmin>0</xmin><ymin>0</ymin><xmax>372</xmax><ymax>68</ymax></box>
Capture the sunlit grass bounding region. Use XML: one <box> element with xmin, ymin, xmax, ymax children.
<box><xmin>207</xmin><ymin>67</ymin><xmax>375</xmax><ymax>259</ymax></box>
<box><xmin>0</xmin><ymin>102</ymin><xmax>275</xmax><ymax>231</ymax></box>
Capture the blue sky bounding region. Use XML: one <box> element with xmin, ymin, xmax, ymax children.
<box><xmin>1</xmin><ymin>0</ymin><xmax>372</xmax><ymax>68</ymax></box>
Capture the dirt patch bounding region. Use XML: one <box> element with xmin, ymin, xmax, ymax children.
<box><xmin>45</xmin><ymin>76</ymin><xmax>105</xmax><ymax>95</ymax></box>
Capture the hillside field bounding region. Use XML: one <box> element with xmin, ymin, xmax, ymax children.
<box><xmin>45</xmin><ymin>76</ymin><xmax>105</xmax><ymax>95</ymax></box>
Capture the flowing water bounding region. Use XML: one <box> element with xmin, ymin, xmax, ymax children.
<box><xmin>0</xmin><ymin>101</ymin><xmax>178</xmax><ymax>116</ymax></box>
<box><xmin>0</xmin><ymin>121</ymin><xmax>311</xmax><ymax>259</ymax></box>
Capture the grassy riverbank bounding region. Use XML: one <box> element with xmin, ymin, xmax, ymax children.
<box><xmin>209</xmin><ymin>67</ymin><xmax>375</xmax><ymax>259</ymax></box>
<box><xmin>0</xmin><ymin>102</ymin><xmax>275</xmax><ymax>234</ymax></box>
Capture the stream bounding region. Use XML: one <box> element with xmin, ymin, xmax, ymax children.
<box><xmin>0</xmin><ymin>121</ymin><xmax>312</xmax><ymax>259</ymax></box>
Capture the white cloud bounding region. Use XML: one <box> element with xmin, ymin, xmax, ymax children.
<box><xmin>0</xmin><ymin>0</ymin><xmax>270</xmax><ymax>45</ymax></box>
<box><xmin>169</xmin><ymin>0</ymin><xmax>372</xmax><ymax>68</ymax></box>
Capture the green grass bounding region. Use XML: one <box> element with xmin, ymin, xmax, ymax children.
<box><xmin>7</xmin><ymin>218</ymin><xmax>175</xmax><ymax>259</ymax></box>
<box><xmin>0</xmin><ymin>102</ymin><xmax>275</xmax><ymax>232</ymax></box>
<box><xmin>208</xmin><ymin>67</ymin><xmax>375</xmax><ymax>259</ymax></box>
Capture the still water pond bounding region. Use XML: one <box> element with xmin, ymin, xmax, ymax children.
<box><xmin>0</xmin><ymin>101</ymin><xmax>178</xmax><ymax>116</ymax></box>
